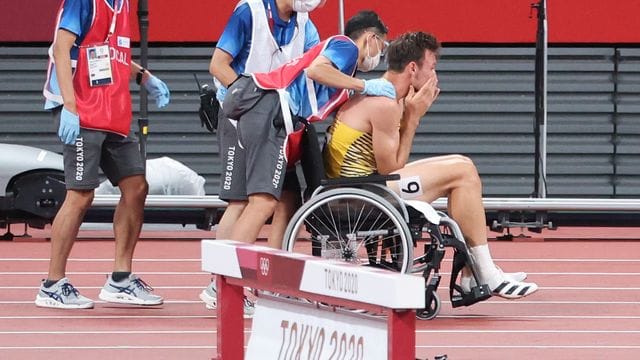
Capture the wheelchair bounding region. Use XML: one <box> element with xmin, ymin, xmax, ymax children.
<box><xmin>281</xmin><ymin>124</ymin><xmax>492</xmax><ymax>320</ymax></box>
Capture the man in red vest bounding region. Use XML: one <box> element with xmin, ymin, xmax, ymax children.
<box><xmin>37</xmin><ymin>0</ymin><xmax>170</xmax><ymax>309</ymax></box>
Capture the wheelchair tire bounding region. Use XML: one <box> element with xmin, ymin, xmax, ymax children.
<box><xmin>416</xmin><ymin>291</ymin><xmax>441</xmax><ymax>320</ymax></box>
<box><xmin>282</xmin><ymin>188</ymin><xmax>413</xmax><ymax>274</ymax></box>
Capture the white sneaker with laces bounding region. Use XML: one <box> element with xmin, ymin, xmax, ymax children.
<box><xmin>200</xmin><ymin>281</ymin><xmax>255</xmax><ymax>318</ymax></box>
<box><xmin>98</xmin><ymin>274</ymin><xmax>163</xmax><ymax>305</ymax></box>
<box><xmin>35</xmin><ymin>278</ymin><xmax>94</xmax><ymax>309</ymax></box>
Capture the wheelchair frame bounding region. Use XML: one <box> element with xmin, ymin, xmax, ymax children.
<box><xmin>282</xmin><ymin>173</ymin><xmax>492</xmax><ymax>320</ymax></box>
<box><xmin>280</xmin><ymin>123</ymin><xmax>492</xmax><ymax>319</ymax></box>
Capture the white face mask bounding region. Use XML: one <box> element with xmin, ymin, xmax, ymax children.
<box><xmin>358</xmin><ymin>40</ymin><xmax>381</xmax><ymax>72</ymax></box>
<box><xmin>292</xmin><ymin>0</ymin><xmax>322</xmax><ymax>12</ymax></box>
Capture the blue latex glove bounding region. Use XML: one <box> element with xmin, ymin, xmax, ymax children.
<box><xmin>58</xmin><ymin>107</ymin><xmax>80</xmax><ymax>145</ymax></box>
<box><xmin>216</xmin><ymin>86</ymin><xmax>227</xmax><ymax>103</ymax></box>
<box><xmin>362</xmin><ymin>78</ymin><xmax>396</xmax><ymax>99</ymax></box>
<box><xmin>143</xmin><ymin>74</ymin><xmax>171</xmax><ymax>108</ymax></box>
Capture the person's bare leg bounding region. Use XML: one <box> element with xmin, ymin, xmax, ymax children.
<box><xmin>230</xmin><ymin>193</ymin><xmax>278</xmax><ymax>243</ymax></box>
<box><xmin>389</xmin><ymin>154</ymin><xmax>486</xmax><ymax>245</ymax></box>
<box><xmin>47</xmin><ymin>189</ymin><xmax>94</xmax><ymax>280</ymax></box>
<box><xmin>266</xmin><ymin>190</ymin><xmax>300</xmax><ymax>249</ymax></box>
<box><xmin>389</xmin><ymin>155</ymin><xmax>537</xmax><ymax>297</ymax></box>
<box><xmin>216</xmin><ymin>201</ymin><xmax>247</xmax><ymax>239</ymax></box>
<box><xmin>112</xmin><ymin>175</ymin><xmax>148</xmax><ymax>272</ymax></box>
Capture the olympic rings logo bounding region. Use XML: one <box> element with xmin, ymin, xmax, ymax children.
<box><xmin>259</xmin><ymin>257</ymin><xmax>270</xmax><ymax>276</ymax></box>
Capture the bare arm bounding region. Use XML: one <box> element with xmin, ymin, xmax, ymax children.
<box><xmin>52</xmin><ymin>29</ymin><xmax>77</xmax><ymax>113</ymax></box>
<box><xmin>370</xmin><ymin>99</ymin><xmax>413</xmax><ymax>174</ymax></box>
<box><xmin>209</xmin><ymin>49</ymin><xmax>238</xmax><ymax>88</ymax></box>
<box><xmin>305</xmin><ymin>55</ymin><xmax>365</xmax><ymax>93</ymax></box>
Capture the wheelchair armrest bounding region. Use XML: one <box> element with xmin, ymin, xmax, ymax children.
<box><xmin>320</xmin><ymin>174</ymin><xmax>400</xmax><ymax>186</ymax></box>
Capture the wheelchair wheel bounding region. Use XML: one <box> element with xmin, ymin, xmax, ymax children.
<box><xmin>282</xmin><ymin>188</ymin><xmax>413</xmax><ymax>274</ymax></box>
<box><xmin>416</xmin><ymin>291</ymin><xmax>440</xmax><ymax>320</ymax></box>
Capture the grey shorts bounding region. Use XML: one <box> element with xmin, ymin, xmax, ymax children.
<box><xmin>223</xmin><ymin>82</ymin><xmax>289</xmax><ymax>199</ymax></box>
<box><xmin>217</xmin><ymin>111</ymin><xmax>247</xmax><ymax>201</ymax></box>
<box><xmin>54</xmin><ymin>108</ymin><xmax>145</xmax><ymax>190</ymax></box>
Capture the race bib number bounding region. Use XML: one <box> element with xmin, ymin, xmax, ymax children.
<box><xmin>399</xmin><ymin>176</ymin><xmax>423</xmax><ymax>200</ymax></box>
<box><xmin>86</xmin><ymin>45</ymin><xmax>113</xmax><ymax>87</ymax></box>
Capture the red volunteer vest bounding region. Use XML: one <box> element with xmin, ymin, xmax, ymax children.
<box><xmin>73</xmin><ymin>0</ymin><xmax>132</xmax><ymax>136</ymax></box>
<box><xmin>251</xmin><ymin>35</ymin><xmax>355</xmax><ymax>164</ymax></box>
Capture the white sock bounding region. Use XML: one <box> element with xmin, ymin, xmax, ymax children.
<box><xmin>468</xmin><ymin>244</ymin><xmax>503</xmax><ymax>290</ymax></box>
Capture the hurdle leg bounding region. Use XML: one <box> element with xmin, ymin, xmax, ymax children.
<box><xmin>388</xmin><ymin>309</ymin><xmax>416</xmax><ymax>360</ymax></box>
<box><xmin>215</xmin><ymin>275</ymin><xmax>244</xmax><ymax>360</ymax></box>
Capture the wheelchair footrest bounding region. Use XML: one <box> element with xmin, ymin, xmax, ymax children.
<box><xmin>451</xmin><ymin>284</ymin><xmax>491</xmax><ymax>308</ymax></box>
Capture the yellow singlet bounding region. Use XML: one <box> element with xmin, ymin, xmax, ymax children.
<box><xmin>324</xmin><ymin>119</ymin><xmax>377</xmax><ymax>178</ymax></box>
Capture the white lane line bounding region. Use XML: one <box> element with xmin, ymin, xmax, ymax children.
<box><xmin>0</xmin><ymin>315</ymin><xmax>216</xmax><ymax>319</ymax></box>
<box><xmin>2</xmin><ymin>258</ymin><xmax>640</xmax><ymax>263</ymax></box>
<box><xmin>1</xmin><ymin>330</ymin><xmax>638</xmax><ymax>335</ymax></box>
<box><xmin>0</xmin><ymin>259</ymin><xmax>200</xmax><ymax>262</ymax></box>
<box><xmin>438</xmin><ymin>315</ymin><xmax>640</xmax><ymax>319</ymax></box>
<box><xmin>6</xmin><ymin>285</ymin><xmax>640</xmax><ymax>291</ymax></box>
<box><xmin>0</xmin><ymin>300</ymin><xmax>205</xmax><ymax>304</ymax></box>
<box><xmin>0</xmin><ymin>272</ymin><xmax>205</xmax><ymax>275</ymax></box>
<box><xmin>417</xmin><ymin>345</ymin><xmax>640</xmax><ymax>349</ymax></box>
<box><xmin>1</xmin><ymin>286</ymin><xmax>205</xmax><ymax>289</ymax></box>
<box><xmin>4</xmin><ymin>272</ymin><xmax>640</xmax><ymax>277</ymax></box>
<box><xmin>1</xmin><ymin>300</ymin><xmax>635</xmax><ymax>306</ymax></box>
<box><xmin>0</xmin><ymin>345</ymin><xmax>216</xmax><ymax>350</ymax></box>
<box><xmin>1</xmin><ymin>314</ymin><xmax>639</xmax><ymax>320</ymax></box>
<box><xmin>0</xmin><ymin>330</ymin><xmax>248</xmax><ymax>335</ymax></box>
<box><xmin>416</xmin><ymin>330</ymin><xmax>640</xmax><ymax>334</ymax></box>
<box><xmin>444</xmin><ymin>300</ymin><xmax>640</xmax><ymax>305</ymax></box>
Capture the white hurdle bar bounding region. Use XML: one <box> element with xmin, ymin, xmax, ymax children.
<box><xmin>201</xmin><ymin>240</ymin><xmax>425</xmax><ymax>360</ymax></box>
<box><xmin>92</xmin><ymin>194</ymin><xmax>640</xmax><ymax>212</ymax></box>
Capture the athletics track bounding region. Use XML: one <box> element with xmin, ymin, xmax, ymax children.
<box><xmin>1</xmin><ymin>226</ymin><xmax>639</xmax><ymax>359</ymax></box>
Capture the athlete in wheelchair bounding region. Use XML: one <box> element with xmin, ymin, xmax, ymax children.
<box><xmin>282</xmin><ymin>31</ymin><xmax>538</xmax><ymax>319</ymax></box>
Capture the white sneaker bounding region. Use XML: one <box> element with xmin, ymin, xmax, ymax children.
<box><xmin>35</xmin><ymin>278</ymin><xmax>94</xmax><ymax>309</ymax></box>
<box><xmin>98</xmin><ymin>274</ymin><xmax>163</xmax><ymax>305</ymax></box>
<box><xmin>461</xmin><ymin>267</ymin><xmax>527</xmax><ymax>293</ymax></box>
<box><xmin>200</xmin><ymin>281</ymin><xmax>254</xmax><ymax>318</ymax></box>
<box><xmin>491</xmin><ymin>278</ymin><xmax>538</xmax><ymax>299</ymax></box>
<box><xmin>199</xmin><ymin>282</ymin><xmax>217</xmax><ymax>310</ymax></box>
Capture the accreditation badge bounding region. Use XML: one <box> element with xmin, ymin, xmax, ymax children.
<box><xmin>86</xmin><ymin>44</ymin><xmax>113</xmax><ymax>87</ymax></box>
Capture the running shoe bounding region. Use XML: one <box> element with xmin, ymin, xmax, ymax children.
<box><xmin>460</xmin><ymin>267</ymin><xmax>527</xmax><ymax>293</ymax></box>
<box><xmin>35</xmin><ymin>277</ymin><xmax>94</xmax><ymax>309</ymax></box>
<box><xmin>199</xmin><ymin>281</ymin><xmax>255</xmax><ymax>318</ymax></box>
<box><xmin>98</xmin><ymin>274</ymin><xmax>163</xmax><ymax>305</ymax></box>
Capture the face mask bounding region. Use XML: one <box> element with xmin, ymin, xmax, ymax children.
<box><xmin>292</xmin><ymin>0</ymin><xmax>322</xmax><ymax>12</ymax></box>
<box><xmin>359</xmin><ymin>40</ymin><xmax>381</xmax><ymax>72</ymax></box>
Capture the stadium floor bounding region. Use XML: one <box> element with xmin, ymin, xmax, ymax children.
<box><xmin>1</xmin><ymin>226</ymin><xmax>639</xmax><ymax>360</ymax></box>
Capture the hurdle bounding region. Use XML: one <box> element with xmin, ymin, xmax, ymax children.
<box><xmin>202</xmin><ymin>239</ymin><xmax>425</xmax><ymax>360</ymax></box>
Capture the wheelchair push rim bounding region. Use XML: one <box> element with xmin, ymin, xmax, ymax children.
<box><xmin>282</xmin><ymin>188</ymin><xmax>414</xmax><ymax>274</ymax></box>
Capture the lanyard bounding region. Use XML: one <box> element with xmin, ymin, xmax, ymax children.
<box><xmin>107</xmin><ymin>0</ymin><xmax>121</xmax><ymax>41</ymax></box>
<box><xmin>266</xmin><ymin>1</ymin><xmax>275</xmax><ymax>36</ymax></box>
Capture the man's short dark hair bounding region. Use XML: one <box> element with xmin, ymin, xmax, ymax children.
<box><xmin>344</xmin><ymin>10</ymin><xmax>388</xmax><ymax>40</ymax></box>
<box><xmin>386</xmin><ymin>32</ymin><xmax>440</xmax><ymax>72</ymax></box>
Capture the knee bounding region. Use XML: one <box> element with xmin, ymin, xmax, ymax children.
<box><xmin>247</xmin><ymin>194</ymin><xmax>279</xmax><ymax>216</ymax></box>
<box><xmin>66</xmin><ymin>190</ymin><xmax>95</xmax><ymax>209</ymax></box>
<box><xmin>121</xmin><ymin>178</ymin><xmax>148</xmax><ymax>202</ymax></box>
<box><xmin>451</xmin><ymin>155</ymin><xmax>482</xmax><ymax>189</ymax></box>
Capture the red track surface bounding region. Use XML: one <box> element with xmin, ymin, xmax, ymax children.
<box><xmin>1</xmin><ymin>227</ymin><xmax>640</xmax><ymax>360</ymax></box>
